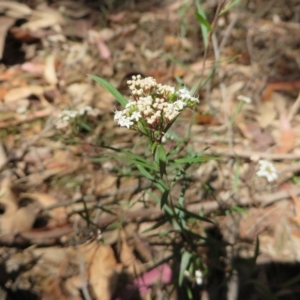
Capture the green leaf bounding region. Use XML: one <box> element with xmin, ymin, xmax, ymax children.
<box><xmin>78</xmin><ymin>120</ymin><xmax>92</xmax><ymax>131</ymax></box>
<box><xmin>160</xmin><ymin>189</ymin><xmax>169</xmax><ymax>209</ymax></box>
<box><xmin>157</xmin><ymin>145</ymin><xmax>167</xmax><ymax>163</ymax></box>
<box><xmin>141</xmin><ymin>218</ymin><xmax>168</xmax><ymax>233</ymax></box>
<box><xmin>136</xmin><ymin>164</ymin><xmax>154</xmax><ymax>181</ymax></box>
<box><xmin>155</xmin><ymin>144</ymin><xmax>167</xmax><ymax>177</ymax></box>
<box><xmin>230</xmin><ymin>205</ymin><xmax>247</xmax><ymax>214</ymax></box>
<box><xmin>195</xmin><ymin>12</ymin><xmax>212</xmax><ymax>31</ymax></box>
<box><xmin>174</xmin><ymin>156</ymin><xmax>213</xmax><ymax>164</ymax></box>
<box><xmin>175</xmin><ymin>206</ymin><xmax>215</xmax><ymax>224</ymax></box>
<box><xmin>109</xmin><ymin>154</ymin><xmax>158</xmax><ymax>171</ymax></box>
<box><xmin>195</xmin><ymin>0</ymin><xmax>210</xmax><ymax>48</ymax></box>
<box><xmin>88</xmin><ymin>74</ymin><xmax>128</xmax><ymax>107</ymax></box>
<box><xmin>179</xmin><ymin>251</ymin><xmax>192</xmax><ymax>286</ymax></box>
<box><xmin>219</xmin><ymin>0</ymin><xmax>241</xmax><ymax>15</ymax></box>
<box><xmin>147</xmin><ymin>191</ymin><xmax>173</xmax><ymax>215</ymax></box>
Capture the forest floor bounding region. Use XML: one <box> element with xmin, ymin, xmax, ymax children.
<box><xmin>1</xmin><ymin>0</ymin><xmax>300</xmax><ymax>299</ymax></box>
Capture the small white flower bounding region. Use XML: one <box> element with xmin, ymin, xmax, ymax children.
<box><xmin>174</xmin><ymin>100</ymin><xmax>186</xmax><ymax>110</ymax></box>
<box><xmin>195</xmin><ymin>270</ymin><xmax>203</xmax><ymax>285</ymax></box>
<box><xmin>114</xmin><ymin>110</ymin><xmax>125</xmax><ymax>121</ymax></box>
<box><xmin>130</xmin><ymin>111</ymin><xmax>141</xmax><ymax>121</ymax></box>
<box><xmin>125</xmin><ymin>102</ymin><xmax>136</xmax><ymax>109</ymax></box>
<box><xmin>177</xmin><ymin>87</ymin><xmax>191</xmax><ymax>99</ymax></box>
<box><xmin>256</xmin><ymin>160</ymin><xmax>278</xmax><ymax>182</ymax></box>
<box><xmin>176</xmin><ymin>87</ymin><xmax>199</xmax><ymax>104</ymax></box>
<box><xmin>79</xmin><ymin>106</ymin><xmax>92</xmax><ymax>115</ymax></box>
<box><xmin>57</xmin><ymin>109</ymin><xmax>78</xmax><ymax>122</ymax></box>
<box><xmin>67</xmin><ymin>110</ymin><xmax>78</xmax><ymax>118</ymax></box>
<box><xmin>118</xmin><ymin>116</ymin><xmax>134</xmax><ymax>128</ymax></box>
<box><xmin>237</xmin><ymin>95</ymin><xmax>252</xmax><ymax>104</ymax></box>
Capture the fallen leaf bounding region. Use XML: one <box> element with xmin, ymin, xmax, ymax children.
<box><xmin>0</xmin><ymin>17</ymin><xmax>15</xmax><ymax>59</ymax></box>
<box><xmin>274</xmin><ymin>114</ymin><xmax>296</xmax><ymax>153</ymax></box>
<box><xmin>0</xmin><ymin>1</ymin><xmax>32</xmax><ymax>18</ymax></box>
<box><xmin>44</xmin><ymin>54</ymin><xmax>58</xmax><ymax>85</ymax></box>
<box><xmin>10</xmin><ymin>26</ymin><xmax>39</xmax><ymax>42</ymax></box>
<box><xmin>119</xmin><ymin>228</ymin><xmax>142</xmax><ymax>275</ymax></box>
<box><xmin>0</xmin><ymin>203</ymin><xmax>39</xmax><ymax>236</ymax></box>
<box><xmin>96</xmin><ymin>39</ymin><xmax>111</xmax><ymax>61</ymax></box>
<box><xmin>262</xmin><ymin>80</ymin><xmax>300</xmax><ymax>101</ymax></box>
<box><xmin>0</xmin><ymin>177</ymin><xmax>18</xmax><ymax>214</ymax></box>
<box><xmin>0</xmin><ymin>142</ymin><xmax>7</xmax><ymax>169</ymax></box>
<box><xmin>256</xmin><ymin>101</ymin><xmax>277</xmax><ymax>128</ymax></box>
<box><xmin>21</xmin><ymin>62</ymin><xmax>44</xmax><ymax>74</ymax></box>
<box><xmin>82</xmin><ymin>242</ymin><xmax>119</xmax><ymax>300</ymax></box>
<box><xmin>4</xmin><ymin>85</ymin><xmax>44</xmax><ymax>103</ymax></box>
<box><xmin>21</xmin><ymin>7</ymin><xmax>64</xmax><ymax>31</ymax></box>
<box><xmin>20</xmin><ymin>192</ymin><xmax>67</xmax><ymax>227</ymax></box>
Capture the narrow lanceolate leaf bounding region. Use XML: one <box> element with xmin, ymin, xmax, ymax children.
<box><xmin>195</xmin><ymin>0</ymin><xmax>211</xmax><ymax>48</ymax></box>
<box><xmin>160</xmin><ymin>189</ymin><xmax>169</xmax><ymax>209</ymax></box>
<box><xmin>155</xmin><ymin>144</ymin><xmax>167</xmax><ymax>177</ymax></box>
<box><xmin>88</xmin><ymin>74</ymin><xmax>128</xmax><ymax>107</ymax></box>
<box><xmin>179</xmin><ymin>251</ymin><xmax>192</xmax><ymax>286</ymax></box>
<box><xmin>195</xmin><ymin>12</ymin><xmax>212</xmax><ymax>31</ymax></box>
<box><xmin>175</xmin><ymin>206</ymin><xmax>215</xmax><ymax>224</ymax></box>
<box><xmin>136</xmin><ymin>164</ymin><xmax>154</xmax><ymax>181</ymax></box>
<box><xmin>219</xmin><ymin>0</ymin><xmax>241</xmax><ymax>15</ymax></box>
<box><xmin>174</xmin><ymin>156</ymin><xmax>213</xmax><ymax>164</ymax></box>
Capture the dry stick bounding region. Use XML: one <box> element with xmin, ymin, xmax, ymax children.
<box><xmin>205</xmin><ymin>146</ymin><xmax>300</xmax><ymax>160</ymax></box>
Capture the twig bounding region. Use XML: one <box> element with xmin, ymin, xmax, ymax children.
<box><xmin>205</xmin><ymin>146</ymin><xmax>300</xmax><ymax>160</ymax></box>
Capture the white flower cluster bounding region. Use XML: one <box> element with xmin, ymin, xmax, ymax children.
<box><xmin>56</xmin><ymin>105</ymin><xmax>99</xmax><ymax>129</ymax></box>
<box><xmin>195</xmin><ymin>269</ymin><xmax>203</xmax><ymax>285</ymax></box>
<box><xmin>114</xmin><ymin>75</ymin><xmax>199</xmax><ymax>131</ymax></box>
<box><xmin>256</xmin><ymin>159</ymin><xmax>278</xmax><ymax>182</ymax></box>
<box><xmin>184</xmin><ymin>269</ymin><xmax>203</xmax><ymax>286</ymax></box>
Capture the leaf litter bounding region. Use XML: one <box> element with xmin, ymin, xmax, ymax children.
<box><xmin>1</xmin><ymin>0</ymin><xmax>300</xmax><ymax>299</ymax></box>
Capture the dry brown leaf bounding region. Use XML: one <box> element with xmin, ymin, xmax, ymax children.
<box><xmin>4</xmin><ymin>85</ymin><xmax>44</xmax><ymax>102</ymax></box>
<box><xmin>0</xmin><ymin>1</ymin><xmax>32</xmax><ymax>18</ymax></box>
<box><xmin>226</xmin><ymin>81</ymin><xmax>245</xmax><ymax>101</ymax></box>
<box><xmin>0</xmin><ymin>203</ymin><xmax>38</xmax><ymax>236</ymax></box>
<box><xmin>23</xmin><ymin>147</ymin><xmax>51</xmax><ymax>164</ymax></box>
<box><xmin>41</xmin><ymin>277</ymin><xmax>69</xmax><ymax>300</ymax></box>
<box><xmin>0</xmin><ymin>177</ymin><xmax>18</xmax><ymax>214</ymax></box>
<box><xmin>95</xmin><ymin>174</ymin><xmax>117</xmax><ymax>195</ymax></box>
<box><xmin>256</xmin><ymin>101</ymin><xmax>277</xmax><ymax>128</ymax></box>
<box><xmin>119</xmin><ymin>228</ymin><xmax>144</xmax><ymax>276</ymax></box>
<box><xmin>262</xmin><ymin>80</ymin><xmax>300</xmax><ymax>101</ymax></box>
<box><xmin>237</xmin><ymin>121</ymin><xmax>274</xmax><ymax>150</ymax></box>
<box><xmin>0</xmin><ymin>17</ymin><xmax>15</xmax><ymax>59</ymax></box>
<box><xmin>0</xmin><ymin>142</ymin><xmax>7</xmax><ymax>169</ymax></box>
<box><xmin>44</xmin><ymin>54</ymin><xmax>58</xmax><ymax>85</ymax></box>
<box><xmin>20</xmin><ymin>192</ymin><xmax>67</xmax><ymax>227</ymax></box>
<box><xmin>10</xmin><ymin>26</ymin><xmax>39</xmax><ymax>42</ymax></box>
<box><xmin>21</xmin><ymin>62</ymin><xmax>44</xmax><ymax>74</ymax></box>
<box><xmin>22</xmin><ymin>7</ymin><xmax>64</xmax><ymax>31</ymax></box>
<box><xmin>274</xmin><ymin>114</ymin><xmax>296</xmax><ymax>153</ymax></box>
<box><xmin>96</xmin><ymin>39</ymin><xmax>111</xmax><ymax>61</ymax></box>
<box><xmin>81</xmin><ymin>242</ymin><xmax>119</xmax><ymax>300</ymax></box>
